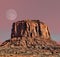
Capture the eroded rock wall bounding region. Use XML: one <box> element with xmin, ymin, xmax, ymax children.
<box><xmin>11</xmin><ymin>20</ymin><xmax>50</xmax><ymax>39</ymax></box>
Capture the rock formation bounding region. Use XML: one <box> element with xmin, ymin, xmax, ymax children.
<box><xmin>0</xmin><ymin>19</ymin><xmax>60</xmax><ymax>57</ymax></box>
<box><xmin>11</xmin><ymin>20</ymin><xmax>50</xmax><ymax>39</ymax></box>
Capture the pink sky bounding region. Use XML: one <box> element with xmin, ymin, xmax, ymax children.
<box><xmin>0</xmin><ymin>0</ymin><xmax>60</xmax><ymax>42</ymax></box>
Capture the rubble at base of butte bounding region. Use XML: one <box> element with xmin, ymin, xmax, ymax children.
<box><xmin>0</xmin><ymin>19</ymin><xmax>60</xmax><ymax>57</ymax></box>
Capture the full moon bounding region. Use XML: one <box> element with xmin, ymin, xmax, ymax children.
<box><xmin>6</xmin><ymin>9</ymin><xmax>17</xmax><ymax>20</ymax></box>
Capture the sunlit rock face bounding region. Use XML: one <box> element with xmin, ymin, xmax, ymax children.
<box><xmin>11</xmin><ymin>20</ymin><xmax>50</xmax><ymax>39</ymax></box>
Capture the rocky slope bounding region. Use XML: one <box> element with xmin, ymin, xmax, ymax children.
<box><xmin>0</xmin><ymin>19</ymin><xmax>60</xmax><ymax>57</ymax></box>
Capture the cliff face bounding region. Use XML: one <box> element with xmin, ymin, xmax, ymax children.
<box><xmin>11</xmin><ymin>20</ymin><xmax>50</xmax><ymax>39</ymax></box>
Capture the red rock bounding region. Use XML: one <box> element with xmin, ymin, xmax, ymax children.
<box><xmin>0</xmin><ymin>19</ymin><xmax>60</xmax><ymax>55</ymax></box>
<box><xmin>11</xmin><ymin>20</ymin><xmax>50</xmax><ymax>39</ymax></box>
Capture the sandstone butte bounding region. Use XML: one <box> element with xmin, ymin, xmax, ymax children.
<box><xmin>0</xmin><ymin>19</ymin><xmax>60</xmax><ymax>57</ymax></box>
